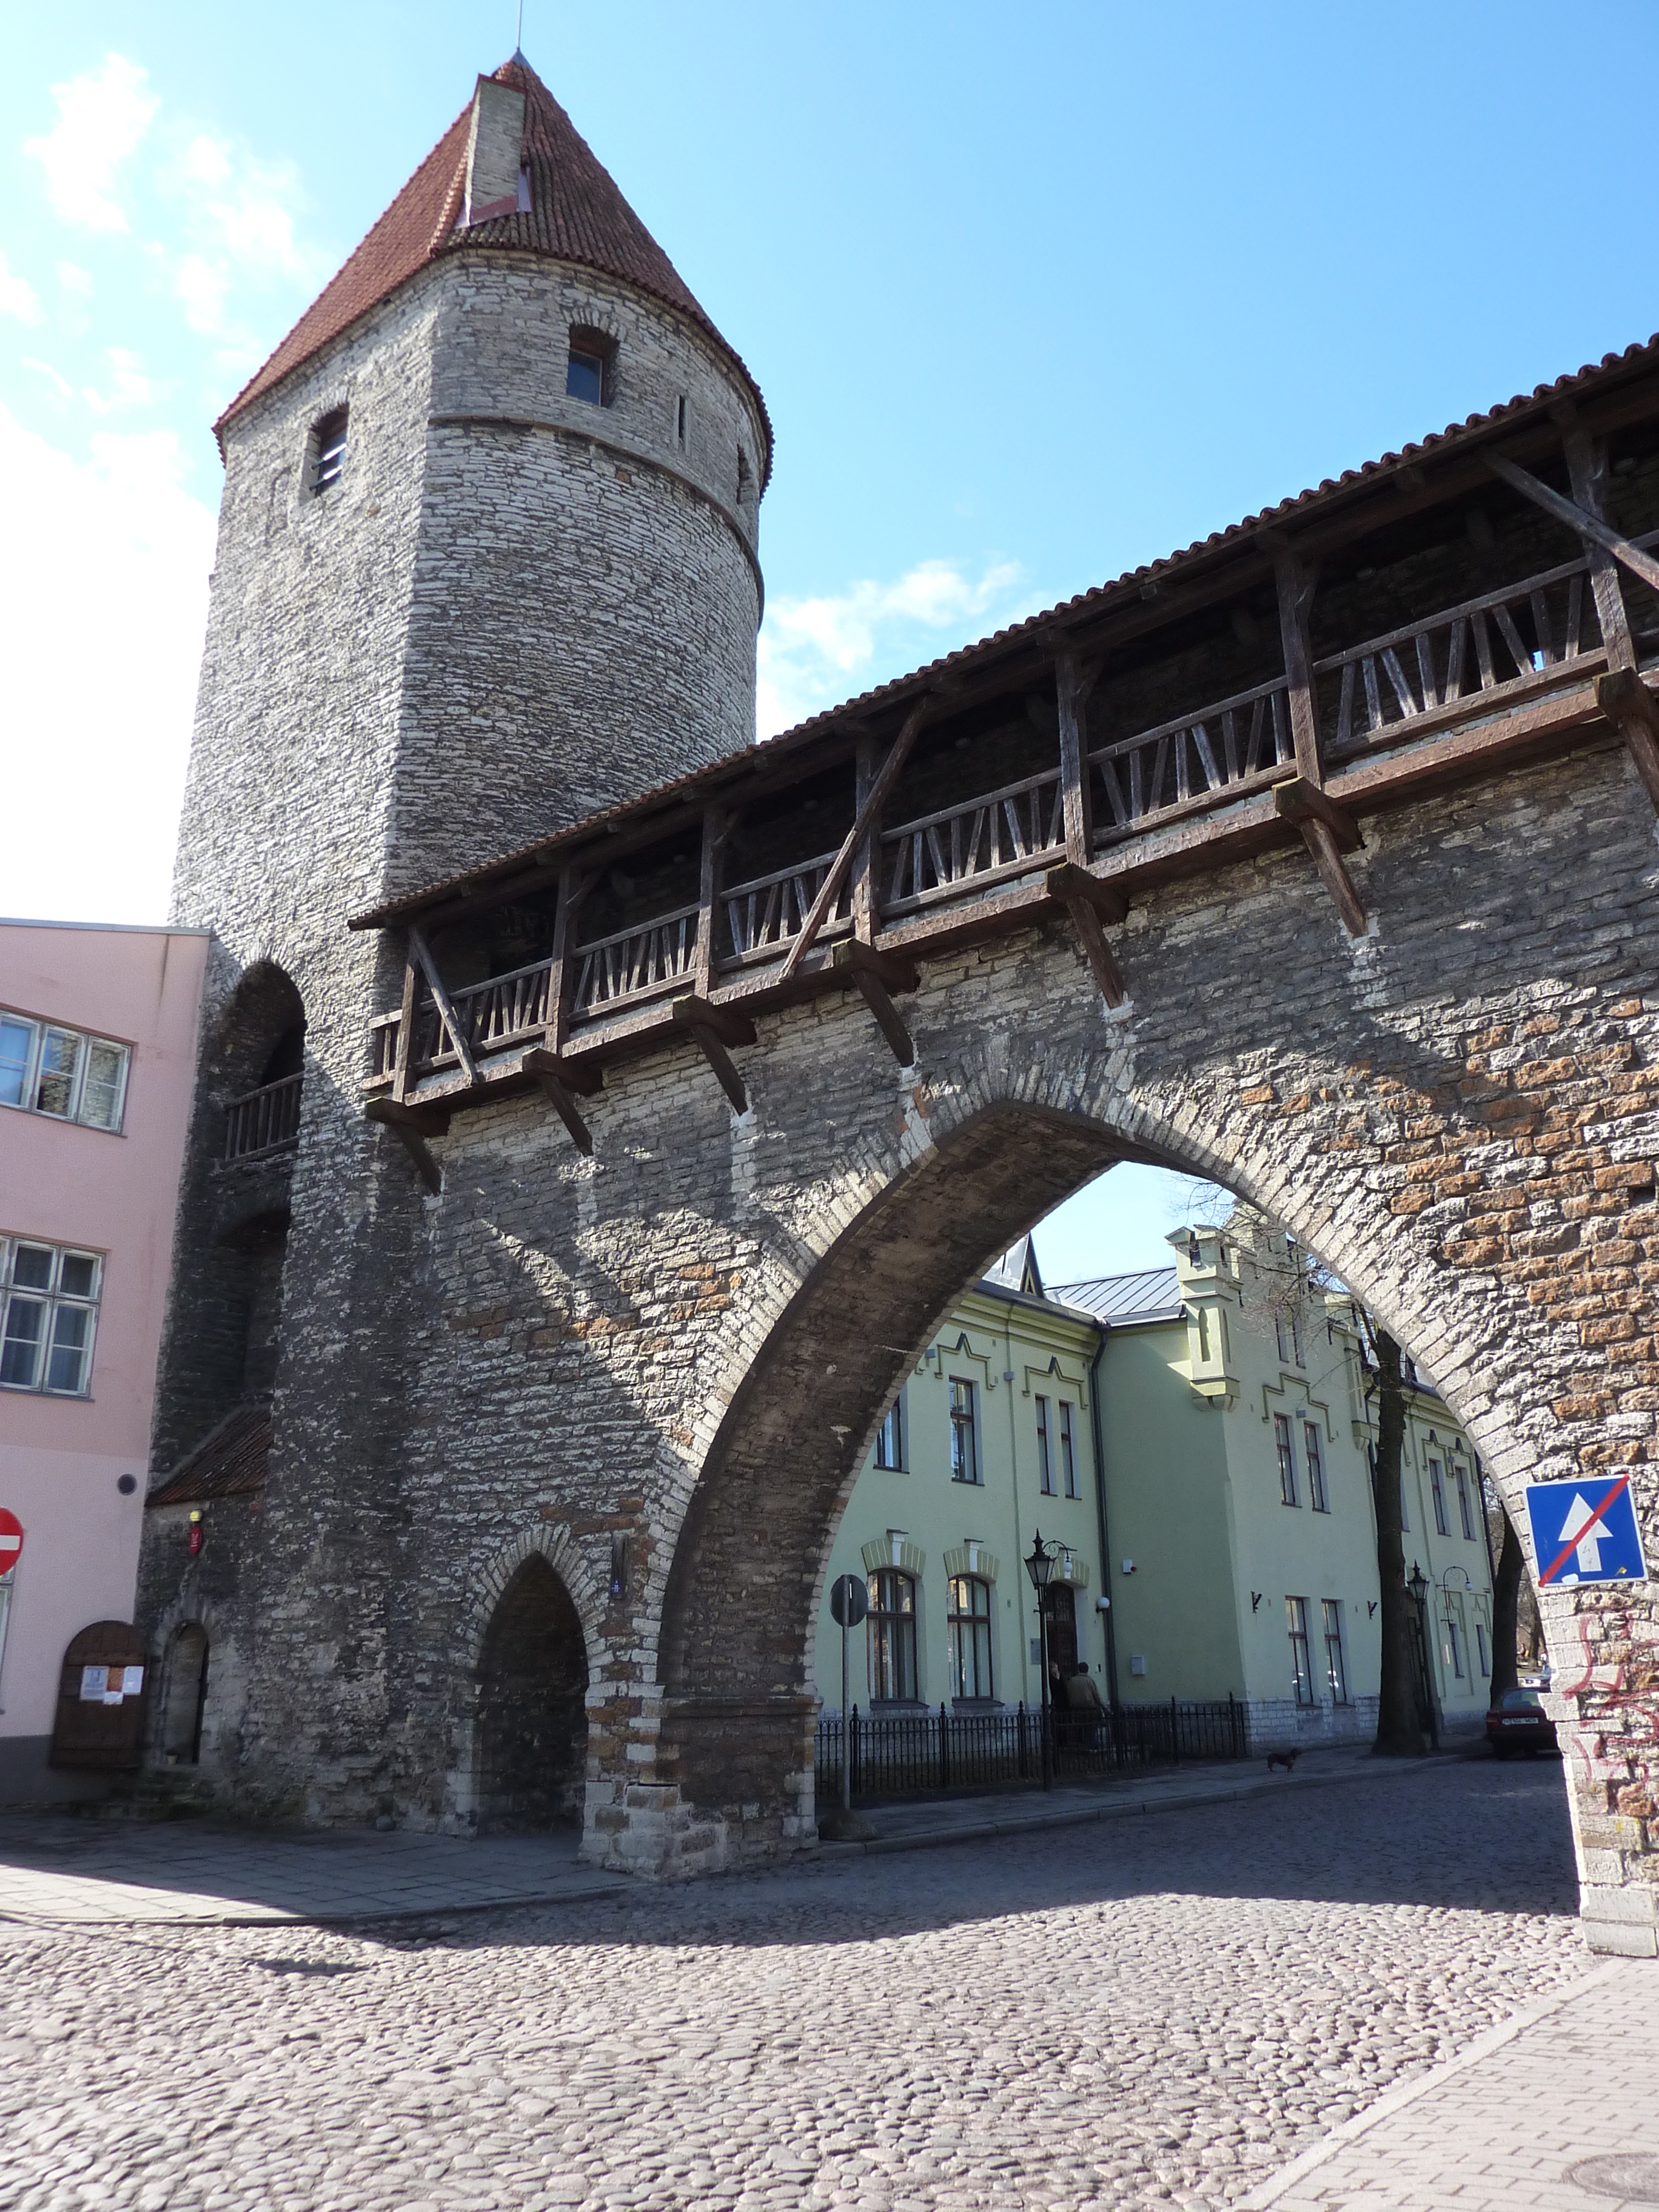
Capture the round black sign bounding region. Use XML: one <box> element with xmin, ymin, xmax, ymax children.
<box><xmin>829</xmin><ymin>1574</ymin><xmax>870</xmax><ymax>1627</ymax></box>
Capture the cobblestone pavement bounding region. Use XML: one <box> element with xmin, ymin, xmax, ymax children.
<box><xmin>0</xmin><ymin>1758</ymin><xmax>1594</xmax><ymax>2212</ymax></box>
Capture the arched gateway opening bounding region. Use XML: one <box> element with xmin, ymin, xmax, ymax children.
<box><xmin>652</xmin><ymin>1094</ymin><xmax>1586</xmax><ymax>1876</ymax></box>
<box><xmin>475</xmin><ymin>1557</ymin><xmax>589</xmax><ymax>1830</ymax></box>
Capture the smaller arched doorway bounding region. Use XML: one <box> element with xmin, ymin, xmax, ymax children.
<box><xmin>161</xmin><ymin>1625</ymin><xmax>210</xmax><ymax>1765</ymax></box>
<box><xmin>475</xmin><ymin>1557</ymin><xmax>589</xmax><ymax>1831</ymax></box>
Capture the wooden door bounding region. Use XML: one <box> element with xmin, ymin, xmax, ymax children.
<box><xmin>50</xmin><ymin>1621</ymin><xmax>149</xmax><ymax>1770</ymax></box>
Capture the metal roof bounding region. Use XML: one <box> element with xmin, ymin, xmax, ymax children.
<box><xmin>1051</xmin><ymin>1267</ymin><xmax>1183</xmax><ymax>1327</ymax></box>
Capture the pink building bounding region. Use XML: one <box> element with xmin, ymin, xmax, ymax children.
<box><xmin>0</xmin><ymin>920</ymin><xmax>207</xmax><ymax>1800</ymax></box>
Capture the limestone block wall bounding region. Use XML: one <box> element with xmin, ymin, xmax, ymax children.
<box><xmin>139</xmin><ymin>734</ymin><xmax>1659</xmax><ymax>1942</ymax></box>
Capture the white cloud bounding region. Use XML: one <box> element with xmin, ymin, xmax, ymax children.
<box><xmin>24</xmin><ymin>54</ymin><xmax>158</xmax><ymax>233</ymax></box>
<box><xmin>173</xmin><ymin>250</ymin><xmax>230</xmax><ymax>337</ymax></box>
<box><xmin>0</xmin><ymin>403</ymin><xmax>215</xmax><ymax>924</ymax></box>
<box><xmin>0</xmin><ymin>252</ymin><xmax>41</xmax><ymax>325</ymax></box>
<box><xmin>21</xmin><ymin>357</ymin><xmax>73</xmax><ymax>402</ymax></box>
<box><xmin>161</xmin><ymin>130</ymin><xmax>324</xmax><ymax>341</ymax></box>
<box><xmin>82</xmin><ymin>347</ymin><xmax>155</xmax><ymax>415</ymax></box>
<box><xmin>757</xmin><ymin>558</ymin><xmax>1030</xmax><ymax>736</ymax></box>
<box><xmin>57</xmin><ymin>262</ymin><xmax>93</xmax><ymax>295</ymax></box>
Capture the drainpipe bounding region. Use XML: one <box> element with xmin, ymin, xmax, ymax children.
<box><xmin>1088</xmin><ymin>1326</ymin><xmax>1121</xmax><ymax>1708</ymax></box>
<box><xmin>1002</xmin><ymin>1301</ymin><xmax>1028</xmax><ymax>1709</ymax></box>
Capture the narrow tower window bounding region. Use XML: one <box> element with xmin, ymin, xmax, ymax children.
<box><xmin>736</xmin><ymin>447</ymin><xmax>752</xmax><ymax>508</ymax></box>
<box><xmin>566</xmin><ymin>327</ymin><xmax>617</xmax><ymax>407</ymax></box>
<box><xmin>675</xmin><ymin>394</ymin><xmax>688</xmax><ymax>447</ymax></box>
<box><xmin>309</xmin><ymin>407</ymin><xmax>347</xmax><ymax>496</ymax></box>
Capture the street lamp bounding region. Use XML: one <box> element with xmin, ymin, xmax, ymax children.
<box><xmin>1025</xmin><ymin>1530</ymin><xmax>1056</xmax><ymax>1792</ymax></box>
<box><xmin>1407</xmin><ymin>1562</ymin><xmax>1429</xmax><ymax>1612</ymax></box>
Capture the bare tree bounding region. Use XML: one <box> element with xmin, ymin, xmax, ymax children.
<box><xmin>1486</xmin><ymin>1498</ymin><xmax>1525</xmax><ymax>1703</ymax></box>
<box><xmin>1360</xmin><ymin>1321</ymin><xmax>1431</xmax><ymax>1755</ymax></box>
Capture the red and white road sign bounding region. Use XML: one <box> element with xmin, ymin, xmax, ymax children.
<box><xmin>0</xmin><ymin>1509</ymin><xmax>22</xmax><ymax>1577</ymax></box>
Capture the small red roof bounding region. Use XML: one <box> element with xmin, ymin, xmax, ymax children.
<box><xmin>214</xmin><ymin>55</ymin><xmax>770</xmax><ymax>472</ymax></box>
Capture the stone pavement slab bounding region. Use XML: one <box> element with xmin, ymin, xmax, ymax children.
<box><xmin>0</xmin><ymin>1812</ymin><xmax>627</xmax><ymax>1924</ymax></box>
<box><xmin>1244</xmin><ymin>1956</ymin><xmax>1659</xmax><ymax>2212</ymax></box>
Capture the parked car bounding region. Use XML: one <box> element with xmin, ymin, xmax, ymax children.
<box><xmin>1486</xmin><ymin>1687</ymin><xmax>1558</xmax><ymax>1757</ymax></box>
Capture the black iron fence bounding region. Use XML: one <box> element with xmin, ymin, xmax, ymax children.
<box><xmin>815</xmin><ymin>1697</ymin><xmax>1248</xmax><ymax>1805</ymax></box>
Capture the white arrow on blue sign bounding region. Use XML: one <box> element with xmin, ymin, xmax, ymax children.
<box><xmin>1524</xmin><ymin>1475</ymin><xmax>1650</xmax><ymax>1587</ymax></box>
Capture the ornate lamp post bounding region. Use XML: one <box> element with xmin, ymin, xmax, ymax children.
<box><xmin>1025</xmin><ymin>1529</ymin><xmax>1056</xmax><ymax>1792</ymax></box>
<box><xmin>1405</xmin><ymin>1562</ymin><xmax>1439</xmax><ymax>1750</ymax></box>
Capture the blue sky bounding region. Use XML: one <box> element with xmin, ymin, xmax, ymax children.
<box><xmin>5</xmin><ymin>1</ymin><xmax>1658</xmax><ymax>1275</ymax></box>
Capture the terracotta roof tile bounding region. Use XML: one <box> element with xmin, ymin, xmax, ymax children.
<box><xmin>215</xmin><ymin>55</ymin><xmax>770</xmax><ymax>474</ymax></box>
<box><xmin>147</xmin><ymin>1405</ymin><xmax>270</xmax><ymax>1507</ymax></box>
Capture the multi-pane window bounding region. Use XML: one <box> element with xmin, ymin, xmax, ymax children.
<box><xmin>1286</xmin><ymin>1596</ymin><xmax>1314</xmax><ymax>1706</ymax></box>
<box><xmin>1475</xmin><ymin>1622</ymin><xmax>1491</xmax><ymax>1677</ymax></box>
<box><xmin>1274</xmin><ymin>1413</ymin><xmax>1298</xmax><ymax>1506</ymax></box>
<box><xmin>1322</xmin><ymin>1600</ymin><xmax>1349</xmax><ymax>1703</ymax></box>
<box><xmin>1305</xmin><ymin>1421</ymin><xmax>1329</xmax><ymax>1512</ymax></box>
<box><xmin>874</xmin><ymin>1392</ymin><xmax>905</xmax><ymax>1471</ymax></box>
<box><xmin>949</xmin><ymin>1378</ymin><xmax>979</xmax><ymax>1484</ymax></box>
<box><xmin>1445</xmin><ymin>1604</ymin><xmax>1466</xmax><ymax>1680</ymax></box>
<box><xmin>1035</xmin><ymin>1395</ymin><xmax>1054</xmax><ymax>1495</ymax></box>
<box><xmin>566</xmin><ymin>327</ymin><xmax>615</xmax><ymax>406</ymax></box>
<box><xmin>0</xmin><ymin>1013</ymin><xmax>129</xmax><ymax>1133</ymax></box>
<box><xmin>1455</xmin><ymin>1464</ymin><xmax>1476</xmax><ymax>1541</ymax></box>
<box><xmin>947</xmin><ymin>1575</ymin><xmax>994</xmax><ymax>1700</ymax></box>
<box><xmin>1059</xmin><ymin>1401</ymin><xmax>1081</xmax><ymax>1498</ymax></box>
<box><xmin>1</xmin><ymin>1238</ymin><xmax>101</xmax><ymax>1396</ymax></box>
<box><xmin>310</xmin><ymin>407</ymin><xmax>347</xmax><ymax>494</ymax></box>
<box><xmin>867</xmin><ymin>1569</ymin><xmax>917</xmax><ymax>1702</ymax></box>
<box><xmin>1429</xmin><ymin>1456</ymin><xmax>1450</xmax><ymax>1536</ymax></box>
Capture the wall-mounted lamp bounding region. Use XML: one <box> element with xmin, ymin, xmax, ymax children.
<box><xmin>1250</xmin><ymin>1591</ymin><xmax>1263</xmax><ymax>1613</ymax></box>
<box><xmin>1095</xmin><ymin>1595</ymin><xmax>1111</xmax><ymax>1612</ymax></box>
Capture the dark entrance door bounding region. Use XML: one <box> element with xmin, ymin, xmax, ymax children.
<box><xmin>50</xmin><ymin>1621</ymin><xmax>149</xmax><ymax>1769</ymax></box>
<box><xmin>476</xmin><ymin>1558</ymin><xmax>589</xmax><ymax>1830</ymax></box>
<box><xmin>1045</xmin><ymin>1583</ymin><xmax>1079</xmax><ymax>1677</ymax></box>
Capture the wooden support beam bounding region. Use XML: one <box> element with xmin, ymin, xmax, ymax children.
<box><xmin>521</xmin><ymin>1047</ymin><xmax>596</xmax><ymax>1155</ymax></box>
<box><xmin>1561</xmin><ymin>426</ymin><xmax>1638</xmax><ymax>677</ymax></box>
<box><xmin>1056</xmin><ymin>654</ymin><xmax>1102</xmax><ymax>864</ymax></box>
<box><xmin>543</xmin><ymin>867</ymin><xmax>587</xmax><ymax>1062</ymax></box>
<box><xmin>1595</xmin><ymin>669</ymin><xmax>1659</xmax><ymax>813</ymax></box>
<box><xmin>1486</xmin><ymin>454</ymin><xmax>1659</xmax><ymax>602</ymax></box>
<box><xmin>850</xmin><ymin>734</ymin><xmax>879</xmax><ymax>943</ymax></box>
<box><xmin>692</xmin><ymin>805</ymin><xmax>727</xmax><ymax>997</ymax></box>
<box><xmin>1272</xmin><ymin>775</ymin><xmax>1362</xmax><ymax>851</ymax></box>
<box><xmin>1044</xmin><ymin>860</ymin><xmax>1127</xmax><ymax>923</ymax></box>
<box><xmin>1275</xmin><ymin>554</ymin><xmax>1324</xmax><ymax>785</ymax></box>
<box><xmin>832</xmin><ymin>940</ymin><xmax>917</xmax><ymax>1065</ymax></box>
<box><xmin>408</xmin><ymin>927</ymin><xmax>478</xmax><ymax>1087</ymax></box>
<box><xmin>669</xmin><ymin>994</ymin><xmax>756</xmax><ymax>1113</ymax></box>
<box><xmin>364</xmin><ymin>1096</ymin><xmax>447</xmax><ymax>1194</ymax></box>
<box><xmin>1044</xmin><ymin>863</ymin><xmax>1127</xmax><ymax>1007</ymax></box>
<box><xmin>780</xmin><ymin>701</ymin><xmax>930</xmax><ymax>979</ymax></box>
<box><xmin>391</xmin><ymin>943</ymin><xmax>420</xmax><ymax>1105</ymax></box>
<box><xmin>1273</xmin><ymin>778</ymin><xmax>1367</xmax><ymax>936</ymax></box>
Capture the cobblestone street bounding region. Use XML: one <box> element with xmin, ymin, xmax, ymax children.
<box><xmin>0</xmin><ymin>1760</ymin><xmax>1594</xmax><ymax>2212</ymax></box>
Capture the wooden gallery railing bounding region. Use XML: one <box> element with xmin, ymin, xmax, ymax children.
<box><xmin>223</xmin><ymin>1072</ymin><xmax>303</xmax><ymax>1164</ymax></box>
<box><xmin>364</xmin><ymin>502</ymin><xmax>1659</xmax><ymax>1126</ymax></box>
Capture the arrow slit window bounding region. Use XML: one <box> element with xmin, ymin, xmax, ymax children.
<box><xmin>0</xmin><ymin>1237</ymin><xmax>102</xmax><ymax>1396</ymax></box>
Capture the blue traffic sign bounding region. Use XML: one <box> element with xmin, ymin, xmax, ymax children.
<box><xmin>1524</xmin><ymin>1476</ymin><xmax>1650</xmax><ymax>1587</ymax></box>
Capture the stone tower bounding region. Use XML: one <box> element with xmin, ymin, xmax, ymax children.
<box><xmin>144</xmin><ymin>58</ymin><xmax>770</xmax><ymax>1815</ymax></box>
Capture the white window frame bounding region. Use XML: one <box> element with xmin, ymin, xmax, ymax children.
<box><xmin>1035</xmin><ymin>1393</ymin><xmax>1054</xmax><ymax>1495</ymax></box>
<box><xmin>1059</xmin><ymin>1401</ymin><xmax>1081</xmax><ymax>1499</ymax></box>
<box><xmin>1321</xmin><ymin>1599</ymin><xmax>1349</xmax><ymax>1704</ymax></box>
<box><xmin>1304</xmin><ymin>1419</ymin><xmax>1329</xmax><ymax>1512</ymax></box>
<box><xmin>1274</xmin><ymin>1412</ymin><xmax>1298</xmax><ymax>1506</ymax></box>
<box><xmin>0</xmin><ymin>1009</ymin><xmax>130</xmax><ymax>1133</ymax></box>
<box><xmin>948</xmin><ymin>1376</ymin><xmax>980</xmax><ymax>1486</ymax></box>
<box><xmin>1429</xmin><ymin>1455</ymin><xmax>1450</xmax><ymax>1536</ymax></box>
<box><xmin>0</xmin><ymin>1236</ymin><xmax>102</xmax><ymax>1396</ymax></box>
<box><xmin>1454</xmin><ymin>1463</ymin><xmax>1476</xmax><ymax>1541</ymax></box>
<box><xmin>1286</xmin><ymin>1596</ymin><xmax>1315</xmax><ymax>1706</ymax></box>
<box><xmin>874</xmin><ymin>1389</ymin><xmax>906</xmax><ymax>1472</ymax></box>
<box><xmin>947</xmin><ymin>1574</ymin><xmax>994</xmax><ymax>1700</ymax></box>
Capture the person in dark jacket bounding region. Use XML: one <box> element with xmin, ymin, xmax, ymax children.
<box><xmin>1065</xmin><ymin>1662</ymin><xmax>1107</xmax><ymax>1746</ymax></box>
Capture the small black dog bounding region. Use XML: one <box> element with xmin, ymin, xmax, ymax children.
<box><xmin>1265</xmin><ymin>1749</ymin><xmax>1298</xmax><ymax>1773</ymax></box>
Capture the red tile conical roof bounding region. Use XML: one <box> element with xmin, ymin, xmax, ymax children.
<box><xmin>213</xmin><ymin>56</ymin><xmax>769</xmax><ymax>471</ymax></box>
